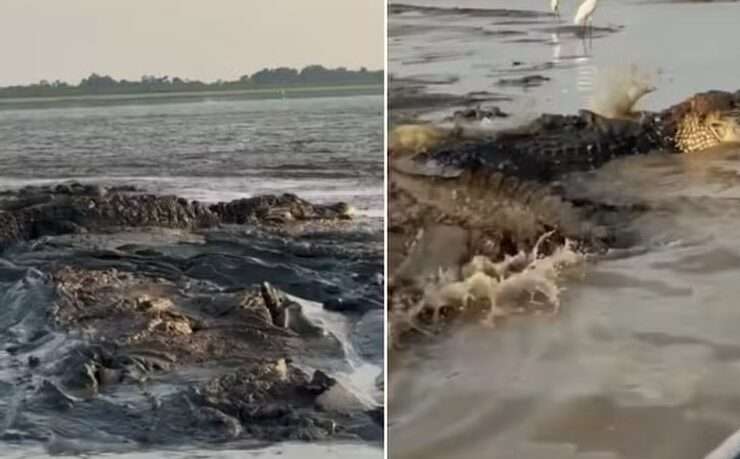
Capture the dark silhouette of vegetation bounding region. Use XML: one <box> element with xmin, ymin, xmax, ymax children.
<box><xmin>0</xmin><ymin>66</ymin><xmax>383</xmax><ymax>98</ymax></box>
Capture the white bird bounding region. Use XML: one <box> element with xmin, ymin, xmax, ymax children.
<box><xmin>550</xmin><ymin>0</ymin><xmax>560</xmax><ymax>17</ymax></box>
<box><xmin>574</xmin><ymin>0</ymin><xmax>598</xmax><ymax>29</ymax></box>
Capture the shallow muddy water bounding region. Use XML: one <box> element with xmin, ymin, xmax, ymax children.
<box><xmin>0</xmin><ymin>94</ymin><xmax>383</xmax><ymax>217</ymax></box>
<box><xmin>389</xmin><ymin>1</ymin><xmax>740</xmax><ymax>458</ymax></box>
<box><xmin>390</xmin><ymin>0</ymin><xmax>740</xmax><ymax>119</ymax></box>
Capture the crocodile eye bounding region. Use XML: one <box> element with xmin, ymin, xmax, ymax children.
<box><xmin>710</xmin><ymin>121</ymin><xmax>727</xmax><ymax>138</ymax></box>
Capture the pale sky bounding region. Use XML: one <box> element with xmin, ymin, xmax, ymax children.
<box><xmin>0</xmin><ymin>1</ymin><xmax>384</xmax><ymax>86</ymax></box>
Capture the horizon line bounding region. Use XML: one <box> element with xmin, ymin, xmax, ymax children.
<box><xmin>1</xmin><ymin>64</ymin><xmax>385</xmax><ymax>89</ymax></box>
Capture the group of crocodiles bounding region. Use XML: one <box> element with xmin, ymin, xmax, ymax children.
<box><xmin>389</xmin><ymin>89</ymin><xmax>740</xmax><ymax>338</ymax></box>
<box><xmin>0</xmin><ymin>182</ymin><xmax>353</xmax><ymax>250</ymax></box>
<box><xmin>0</xmin><ymin>183</ymin><xmax>382</xmax><ymax>449</ymax></box>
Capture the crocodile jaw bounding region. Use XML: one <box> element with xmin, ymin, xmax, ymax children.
<box><xmin>708</xmin><ymin>110</ymin><xmax>740</xmax><ymax>145</ymax></box>
<box><xmin>675</xmin><ymin>110</ymin><xmax>740</xmax><ymax>153</ymax></box>
<box><xmin>675</xmin><ymin>112</ymin><xmax>722</xmax><ymax>153</ymax></box>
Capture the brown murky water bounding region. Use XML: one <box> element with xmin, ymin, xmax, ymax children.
<box><xmin>389</xmin><ymin>0</ymin><xmax>740</xmax><ymax>457</ymax></box>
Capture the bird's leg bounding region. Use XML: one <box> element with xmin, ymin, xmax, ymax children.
<box><xmin>581</xmin><ymin>23</ymin><xmax>587</xmax><ymax>49</ymax></box>
<box><xmin>588</xmin><ymin>18</ymin><xmax>593</xmax><ymax>49</ymax></box>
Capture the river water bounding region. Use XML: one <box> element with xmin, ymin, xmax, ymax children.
<box><xmin>0</xmin><ymin>93</ymin><xmax>383</xmax><ymax>458</ymax></box>
<box><xmin>389</xmin><ymin>1</ymin><xmax>740</xmax><ymax>458</ymax></box>
<box><xmin>0</xmin><ymin>94</ymin><xmax>383</xmax><ymax>217</ymax></box>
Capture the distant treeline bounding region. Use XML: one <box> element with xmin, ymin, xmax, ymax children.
<box><xmin>0</xmin><ymin>65</ymin><xmax>383</xmax><ymax>98</ymax></box>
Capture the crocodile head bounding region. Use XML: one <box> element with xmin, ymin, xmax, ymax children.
<box><xmin>707</xmin><ymin>109</ymin><xmax>740</xmax><ymax>144</ymax></box>
<box><xmin>675</xmin><ymin>109</ymin><xmax>740</xmax><ymax>153</ymax></box>
<box><xmin>666</xmin><ymin>91</ymin><xmax>740</xmax><ymax>153</ymax></box>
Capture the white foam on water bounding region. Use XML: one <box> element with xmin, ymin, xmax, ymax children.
<box><xmin>289</xmin><ymin>295</ymin><xmax>382</xmax><ymax>407</ymax></box>
<box><xmin>392</xmin><ymin>235</ymin><xmax>585</xmax><ymax>348</ymax></box>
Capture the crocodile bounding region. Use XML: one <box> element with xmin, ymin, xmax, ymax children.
<box><xmin>388</xmin><ymin>90</ymin><xmax>740</xmax><ymax>342</ymax></box>
<box><xmin>389</xmin><ymin>89</ymin><xmax>740</xmax><ymax>269</ymax></box>
<box><xmin>0</xmin><ymin>182</ymin><xmax>354</xmax><ymax>250</ymax></box>
<box><xmin>397</xmin><ymin>90</ymin><xmax>740</xmax><ymax>183</ymax></box>
<box><xmin>1</xmin><ymin>217</ymin><xmax>383</xmax><ymax>447</ymax></box>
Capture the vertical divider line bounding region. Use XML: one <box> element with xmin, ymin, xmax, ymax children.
<box><xmin>383</xmin><ymin>0</ymin><xmax>390</xmax><ymax>457</ymax></box>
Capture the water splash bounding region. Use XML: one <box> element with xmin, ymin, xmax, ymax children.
<box><xmin>390</xmin><ymin>233</ymin><xmax>584</xmax><ymax>348</ymax></box>
<box><xmin>589</xmin><ymin>64</ymin><xmax>658</xmax><ymax>118</ymax></box>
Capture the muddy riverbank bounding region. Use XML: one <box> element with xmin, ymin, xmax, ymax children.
<box><xmin>0</xmin><ymin>183</ymin><xmax>383</xmax><ymax>456</ymax></box>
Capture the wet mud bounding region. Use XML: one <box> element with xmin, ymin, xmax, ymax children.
<box><xmin>0</xmin><ymin>183</ymin><xmax>383</xmax><ymax>455</ymax></box>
